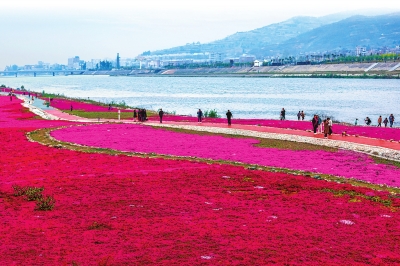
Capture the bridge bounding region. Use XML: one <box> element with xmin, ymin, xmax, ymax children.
<box><xmin>0</xmin><ymin>70</ymin><xmax>86</xmax><ymax>77</ymax></box>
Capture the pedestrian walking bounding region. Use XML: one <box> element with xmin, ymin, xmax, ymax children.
<box><xmin>108</xmin><ymin>104</ymin><xmax>112</xmax><ymax>111</ymax></box>
<box><xmin>297</xmin><ymin>111</ymin><xmax>301</xmax><ymax>121</ymax></box>
<box><xmin>355</xmin><ymin>118</ymin><xmax>358</xmax><ymax>126</ymax></box>
<box><xmin>70</xmin><ymin>105</ymin><xmax>73</xmax><ymax>111</ymax></box>
<box><xmin>159</xmin><ymin>108</ymin><xmax>164</xmax><ymax>123</ymax></box>
<box><xmin>327</xmin><ymin>118</ymin><xmax>332</xmax><ymax>135</ymax></box>
<box><xmin>197</xmin><ymin>109</ymin><xmax>203</xmax><ymax>123</ymax></box>
<box><xmin>383</xmin><ymin>117</ymin><xmax>389</xmax><ymax>127</ymax></box>
<box><xmin>226</xmin><ymin>110</ymin><xmax>233</xmax><ymax>125</ymax></box>
<box><xmin>377</xmin><ymin>116</ymin><xmax>382</xmax><ymax>127</ymax></box>
<box><xmin>133</xmin><ymin>109</ymin><xmax>137</xmax><ymax>121</ymax></box>
<box><xmin>317</xmin><ymin>115</ymin><xmax>322</xmax><ymax>133</ymax></box>
<box><xmin>389</xmin><ymin>114</ymin><xmax>395</xmax><ymax>127</ymax></box>
<box><xmin>138</xmin><ymin>109</ymin><xmax>142</xmax><ymax>122</ymax></box>
<box><xmin>280</xmin><ymin>108</ymin><xmax>286</xmax><ymax>120</ymax></box>
<box><xmin>323</xmin><ymin>119</ymin><xmax>330</xmax><ymax>138</ymax></box>
<box><xmin>143</xmin><ymin>109</ymin><xmax>147</xmax><ymax>121</ymax></box>
<box><xmin>301</xmin><ymin>111</ymin><xmax>305</xmax><ymax>121</ymax></box>
<box><xmin>312</xmin><ymin>115</ymin><xmax>319</xmax><ymax>134</ymax></box>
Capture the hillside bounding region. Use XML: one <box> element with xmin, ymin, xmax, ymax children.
<box><xmin>250</xmin><ymin>13</ymin><xmax>400</xmax><ymax>57</ymax></box>
<box><xmin>147</xmin><ymin>14</ymin><xmax>350</xmax><ymax>57</ymax></box>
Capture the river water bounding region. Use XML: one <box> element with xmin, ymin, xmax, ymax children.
<box><xmin>1</xmin><ymin>75</ymin><xmax>399</xmax><ymax>124</ymax></box>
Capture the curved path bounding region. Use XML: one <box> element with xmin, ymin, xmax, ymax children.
<box><xmin>14</xmin><ymin>94</ymin><xmax>400</xmax><ymax>155</ymax></box>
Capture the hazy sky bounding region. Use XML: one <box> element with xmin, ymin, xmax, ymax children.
<box><xmin>0</xmin><ymin>0</ymin><xmax>398</xmax><ymax>69</ymax></box>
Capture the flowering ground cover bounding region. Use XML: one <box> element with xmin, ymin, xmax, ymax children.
<box><xmin>147</xmin><ymin>115</ymin><xmax>400</xmax><ymax>142</ymax></box>
<box><xmin>5</xmin><ymin>87</ymin><xmax>398</xmax><ymax>141</ymax></box>
<box><xmin>0</xmin><ymin>96</ymin><xmax>75</xmax><ymax>128</ymax></box>
<box><xmin>1</xmin><ymin>95</ymin><xmax>400</xmax><ymax>264</ymax></box>
<box><xmin>42</xmin><ymin>98</ymin><xmax>133</xmax><ymax>113</ymax></box>
<box><xmin>51</xmin><ymin>123</ymin><xmax>400</xmax><ymax>188</ymax></box>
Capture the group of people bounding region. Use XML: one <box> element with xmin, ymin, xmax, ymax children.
<box><xmin>362</xmin><ymin>114</ymin><xmax>395</xmax><ymax>127</ymax></box>
<box><xmin>311</xmin><ymin>115</ymin><xmax>332</xmax><ymax>138</ymax></box>
<box><xmin>297</xmin><ymin>111</ymin><xmax>306</xmax><ymax>121</ymax></box>
<box><xmin>134</xmin><ymin>109</ymin><xmax>148</xmax><ymax>122</ymax></box>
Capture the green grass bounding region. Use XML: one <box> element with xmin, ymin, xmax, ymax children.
<box><xmin>65</xmin><ymin>110</ymin><xmax>155</xmax><ymax>119</ymax></box>
<box><xmin>156</xmin><ymin>127</ymin><xmax>338</xmax><ymax>152</ymax></box>
<box><xmin>371</xmin><ymin>156</ymin><xmax>400</xmax><ymax>169</ymax></box>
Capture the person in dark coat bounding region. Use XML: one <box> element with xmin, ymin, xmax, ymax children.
<box><xmin>383</xmin><ymin>117</ymin><xmax>389</xmax><ymax>127</ymax></box>
<box><xmin>138</xmin><ymin>109</ymin><xmax>142</xmax><ymax>122</ymax></box>
<box><xmin>133</xmin><ymin>109</ymin><xmax>137</xmax><ymax>121</ymax></box>
<box><xmin>197</xmin><ymin>109</ymin><xmax>203</xmax><ymax>123</ymax></box>
<box><xmin>226</xmin><ymin>110</ymin><xmax>233</xmax><ymax>125</ymax></box>
<box><xmin>143</xmin><ymin>109</ymin><xmax>147</xmax><ymax>121</ymax></box>
<box><xmin>312</xmin><ymin>115</ymin><xmax>319</xmax><ymax>134</ymax></box>
<box><xmin>159</xmin><ymin>108</ymin><xmax>164</xmax><ymax>123</ymax></box>
<box><xmin>364</xmin><ymin>117</ymin><xmax>371</xmax><ymax>126</ymax></box>
<box><xmin>280</xmin><ymin>108</ymin><xmax>286</xmax><ymax>120</ymax></box>
<box><xmin>389</xmin><ymin>114</ymin><xmax>395</xmax><ymax>127</ymax></box>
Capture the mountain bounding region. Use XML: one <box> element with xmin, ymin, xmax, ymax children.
<box><xmin>250</xmin><ymin>13</ymin><xmax>400</xmax><ymax>57</ymax></box>
<box><xmin>147</xmin><ymin>13</ymin><xmax>352</xmax><ymax>57</ymax></box>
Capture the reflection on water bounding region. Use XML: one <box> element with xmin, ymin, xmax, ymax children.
<box><xmin>2</xmin><ymin>75</ymin><xmax>399</xmax><ymax>124</ymax></box>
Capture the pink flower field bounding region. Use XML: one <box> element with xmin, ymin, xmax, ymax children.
<box><xmin>1</xmin><ymin>95</ymin><xmax>400</xmax><ymax>265</ymax></box>
<box><xmin>52</xmin><ymin>123</ymin><xmax>400</xmax><ymax>187</ymax></box>
<box><xmin>43</xmin><ymin>98</ymin><xmax>132</xmax><ymax>113</ymax></box>
<box><xmin>147</xmin><ymin>116</ymin><xmax>400</xmax><ymax>142</ymax></box>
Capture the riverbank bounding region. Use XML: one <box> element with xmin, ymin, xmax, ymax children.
<box><xmin>2</xmin><ymin>62</ymin><xmax>400</xmax><ymax>78</ymax></box>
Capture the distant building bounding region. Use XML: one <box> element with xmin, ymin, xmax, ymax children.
<box><xmin>239</xmin><ymin>54</ymin><xmax>256</xmax><ymax>63</ymax></box>
<box><xmin>68</xmin><ymin>56</ymin><xmax>81</xmax><ymax>70</ymax></box>
<box><xmin>209</xmin><ymin>52</ymin><xmax>225</xmax><ymax>62</ymax></box>
<box><xmin>116</xmin><ymin>53</ymin><xmax>120</xmax><ymax>69</ymax></box>
<box><xmin>355</xmin><ymin>47</ymin><xmax>367</xmax><ymax>56</ymax></box>
<box><xmin>148</xmin><ymin>60</ymin><xmax>160</xmax><ymax>68</ymax></box>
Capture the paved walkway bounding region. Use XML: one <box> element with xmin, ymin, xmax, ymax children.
<box><xmin>12</xmin><ymin>93</ymin><xmax>399</xmax><ymax>152</ymax></box>
<box><xmin>150</xmin><ymin>121</ymin><xmax>400</xmax><ymax>151</ymax></box>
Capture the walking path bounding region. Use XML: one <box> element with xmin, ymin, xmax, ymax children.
<box><xmin>149</xmin><ymin>120</ymin><xmax>400</xmax><ymax>151</ymax></box>
<box><xmin>13</xmin><ymin>94</ymin><xmax>400</xmax><ymax>159</ymax></box>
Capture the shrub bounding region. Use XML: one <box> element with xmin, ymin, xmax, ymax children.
<box><xmin>12</xmin><ymin>185</ymin><xmax>26</xmax><ymax>196</ymax></box>
<box><xmin>12</xmin><ymin>185</ymin><xmax>55</xmax><ymax>211</ymax></box>
<box><xmin>204</xmin><ymin>109</ymin><xmax>220</xmax><ymax>118</ymax></box>
<box><xmin>35</xmin><ymin>195</ymin><xmax>55</xmax><ymax>211</ymax></box>
<box><xmin>25</xmin><ymin>187</ymin><xmax>44</xmax><ymax>201</ymax></box>
<box><xmin>88</xmin><ymin>221</ymin><xmax>111</xmax><ymax>230</ymax></box>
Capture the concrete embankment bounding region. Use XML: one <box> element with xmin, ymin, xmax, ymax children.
<box><xmin>82</xmin><ymin>62</ymin><xmax>400</xmax><ymax>78</ymax></box>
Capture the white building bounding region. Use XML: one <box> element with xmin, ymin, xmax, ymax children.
<box><xmin>239</xmin><ymin>54</ymin><xmax>256</xmax><ymax>63</ymax></box>
<box><xmin>68</xmin><ymin>56</ymin><xmax>81</xmax><ymax>70</ymax></box>
<box><xmin>355</xmin><ymin>47</ymin><xmax>367</xmax><ymax>56</ymax></box>
<box><xmin>209</xmin><ymin>52</ymin><xmax>225</xmax><ymax>62</ymax></box>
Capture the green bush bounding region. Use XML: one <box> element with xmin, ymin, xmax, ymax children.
<box><xmin>25</xmin><ymin>187</ymin><xmax>44</xmax><ymax>201</ymax></box>
<box><xmin>204</xmin><ymin>109</ymin><xmax>220</xmax><ymax>118</ymax></box>
<box><xmin>12</xmin><ymin>185</ymin><xmax>55</xmax><ymax>211</ymax></box>
<box><xmin>35</xmin><ymin>195</ymin><xmax>55</xmax><ymax>211</ymax></box>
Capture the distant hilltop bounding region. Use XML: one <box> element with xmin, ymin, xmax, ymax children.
<box><xmin>143</xmin><ymin>12</ymin><xmax>400</xmax><ymax>60</ymax></box>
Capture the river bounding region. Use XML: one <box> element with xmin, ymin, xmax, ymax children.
<box><xmin>1</xmin><ymin>75</ymin><xmax>399</xmax><ymax>125</ymax></box>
